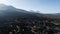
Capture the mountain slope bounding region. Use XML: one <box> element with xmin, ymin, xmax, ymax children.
<box><xmin>0</xmin><ymin>4</ymin><xmax>60</xmax><ymax>34</ymax></box>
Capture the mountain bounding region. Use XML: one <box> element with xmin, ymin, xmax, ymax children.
<box><xmin>0</xmin><ymin>4</ymin><xmax>60</xmax><ymax>21</ymax></box>
<box><xmin>0</xmin><ymin>4</ymin><xmax>60</xmax><ymax>34</ymax></box>
<box><xmin>0</xmin><ymin>4</ymin><xmax>41</xmax><ymax>25</ymax></box>
<box><xmin>0</xmin><ymin>4</ymin><xmax>37</xmax><ymax>15</ymax></box>
<box><xmin>0</xmin><ymin>4</ymin><xmax>32</xmax><ymax>17</ymax></box>
<box><xmin>0</xmin><ymin>4</ymin><xmax>60</xmax><ymax>17</ymax></box>
<box><xmin>0</xmin><ymin>4</ymin><xmax>60</xmax><ymax>22</ymax></box>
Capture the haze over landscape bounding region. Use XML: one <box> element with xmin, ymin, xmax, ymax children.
<box><xmin>0</xmin><ymin>0</ymin><xmax>60</xmax><ymax>13</ymax></box>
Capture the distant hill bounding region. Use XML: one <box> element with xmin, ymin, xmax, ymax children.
<box><xmin>0</xmin><ymin>4</ymin><xmax>42</xmax><ymax>26</ymax></box>
<box><xmin>0</xmin><ymin>4</ymin><xmax>60</xmax><ymax>17</ymax></box>
<box><xmin>0</xmin><ymin>4</ymin><xmax>60</xmax><ymax>26</ymax></box>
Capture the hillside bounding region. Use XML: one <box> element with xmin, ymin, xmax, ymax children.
<box><xmin>0</xmin><ymin>4</ymin><xmax>60</xmax><ymax>34</ymax></box>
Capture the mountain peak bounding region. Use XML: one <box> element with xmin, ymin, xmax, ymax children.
<box><xmin>0</xmin><ymin>4</ymin><xmax>7</xmax><ymax>6</ymax></box>
<box><xmin>0</xmin><ymin>4</ymin><xmax>9</xmax><ymax>10</ymax></box>
<box><xmin>0</xmin><ymin>4</ymin><xmax>16</xmax><ymax>10</ymax></box>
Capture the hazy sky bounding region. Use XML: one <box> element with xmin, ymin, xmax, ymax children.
<box><xmin>0</xmin><ymin>0</ymin><xmax>60</xmax><ymax>13</ymax></box>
